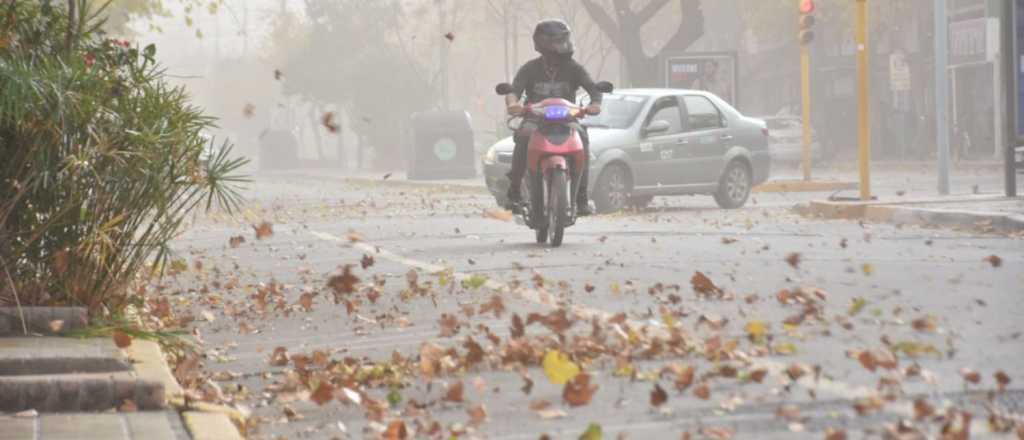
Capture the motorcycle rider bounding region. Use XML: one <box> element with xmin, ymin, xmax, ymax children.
<box><xmin>503</xmin><ymin>19</ymin><xmax>604</xmax><ymax>216</ymax></box>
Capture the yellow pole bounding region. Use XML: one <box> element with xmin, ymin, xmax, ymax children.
<box><xmin>855</xmin><ymin>0</ymin><xmax>871</xmax><ymax>200</ymax></box>
<box><xmin>800</xmin><ymin>45</ymin><xmax>812</xmax><ymax>181</ymax></box>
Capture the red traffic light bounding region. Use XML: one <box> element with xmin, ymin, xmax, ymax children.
<box><xmin>800</xmin><ymin>0</ymin><xmax>815</xmax><ymax>14</ymax></box>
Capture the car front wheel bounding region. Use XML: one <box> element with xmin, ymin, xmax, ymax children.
<box><xmin>714</xmin><ymin>160</ymin><xmax>752</xmax><ymax>209</ymax></box>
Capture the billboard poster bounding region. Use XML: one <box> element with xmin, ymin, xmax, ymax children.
<box><xmin>665</xmin><ymin>54</ymin><xmax>738</xmax><ymax>106</ymax></box>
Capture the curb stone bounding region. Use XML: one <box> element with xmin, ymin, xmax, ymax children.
<box><xmin>182</xmin><ymin>411</ymin><xmax>244</xmax><ymax>440</ymax></box>
<box><xmin>800</xmin><ymin>197</ymin><xmax>1024</xmax><ymax>233</ymax></box>
<box><xmin>120</xmin><ymin>324</ymin><xmax>243</xmax><ymax>439</ymax></box>
<box><xmin>266</xmin><ymin>171</ymin><xmax>489</xmax><ymax>194</ymax></box>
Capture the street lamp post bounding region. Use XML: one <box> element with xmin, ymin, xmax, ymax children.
<box><xmin>856</xmin><ymin>0</ymin><xmax>871</xmax><ymax>200</ymax></box>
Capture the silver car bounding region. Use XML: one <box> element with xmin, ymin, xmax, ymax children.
<box><xmin>483</xmin><ymin>89</ymin><xmax>771</xmax><ymax>213</ymax></box>
<box><xmin>759</xmin><ymin>115</ymin><xmax>821</xmax><ymax>163</ymax></box>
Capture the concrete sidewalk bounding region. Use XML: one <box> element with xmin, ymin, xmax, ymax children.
<box><xmin>800</xmin><ymin>194</ymin><xmax>1024</xmax><ymax>234</ymax></box>
<box><xmin>0</xmin><ymin>411</ymin><xmax>191</xmax><ymax>440</ymax></box>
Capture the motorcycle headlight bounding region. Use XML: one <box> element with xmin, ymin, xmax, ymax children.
<box><xmin>483</xmin><ymin>146</ymin><xmax>498</xmax><ymax>165</ymax></box>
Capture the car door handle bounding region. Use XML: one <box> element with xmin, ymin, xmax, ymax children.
<box><xmin>677</xmin><ymin>138</ymin><xmax>689</xmax><ymax>144</ymax></box>
<box><xmin>720</xmin><ymin>134</ymin><xmax>734</xmax><ymax>141</ymax></box>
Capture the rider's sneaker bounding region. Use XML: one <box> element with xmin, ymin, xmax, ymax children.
<box><xmin>577</xmin><ymin>202</ymin><xmax>594</xmax><ymax>217</ymax></box>
<box><xmin>504</xmin><ymin>195</ymin><xmax>523</xmax><ymax>214</ymax></box>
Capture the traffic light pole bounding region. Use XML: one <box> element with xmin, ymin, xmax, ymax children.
<box><xmin>935</xmin><ymin>0</ymin><xmax>951</xmax><ymax>195</ymax></box>
<box><xmin>798</xmin><ymin>0</ymin><xmax>814</xmax><ymax>182</ymax></box>
<box><xmin>800</xmin><ymin>45</ymin><xmax>812</xmax><ymax>181</ymax></box>
<box><xmin>1005</xmin><ymin>0</ymin><xmax>1019</xmax><ymax>197</ymax></box>
<box><xmin>855</xmin><ymin>0</ymin><xmax>871</xmax><ymax>200</ymax></box>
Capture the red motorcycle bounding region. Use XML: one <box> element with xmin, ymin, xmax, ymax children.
<box><xmin>495</xmin><ymin>82</ymin><xmax>612</xmax><ymax>246</ymax></box>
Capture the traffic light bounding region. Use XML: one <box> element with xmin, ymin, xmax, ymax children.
<box><xmin>799</xmin><ymin>0</ymin><xmax>816</xmax><ymax>46</ymax></box>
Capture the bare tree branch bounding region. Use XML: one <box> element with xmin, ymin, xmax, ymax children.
<box><xmin>658</xmin><ymin>0</ymin><xmax>704</xmax><ymax>54</ymax></box>
<box><xmin>579</xmin><ymin>0</ymin><xmax>623</xmax><ymax>53</ymax></box>
<box><xmin>635</xmin><ymin>0</ymin><xmax>672</xmax><ymax>25</ymax></box>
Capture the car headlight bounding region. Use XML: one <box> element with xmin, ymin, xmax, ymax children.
<box><xmin>483</xmin><ymin>146</ymin><xmax>498</xmax><ymax>165</ymax></box>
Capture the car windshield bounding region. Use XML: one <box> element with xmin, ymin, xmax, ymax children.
<box><xmin>580</xmin><ymin>94</ymin><xmax>648</xmax><ymax>129</ymax></box>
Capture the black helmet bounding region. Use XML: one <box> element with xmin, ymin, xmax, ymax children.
<box><xmin>533</xmin><ymin>19</ymin><xmax>574</xmax><ymax>57</ymax></box>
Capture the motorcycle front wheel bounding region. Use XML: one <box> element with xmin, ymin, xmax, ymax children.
<box><xmin>547</xmin><ymin>169</ymin><xmax>568</xmax><ymax>247</ymax></box>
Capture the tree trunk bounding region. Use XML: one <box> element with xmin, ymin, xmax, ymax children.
<box><xmin>580</xmin><ymin>0</ymin><xmax>704</xmax><ymax>87</ymax></box>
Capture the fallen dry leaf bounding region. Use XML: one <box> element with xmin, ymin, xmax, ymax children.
<box><xmin>467</xmin><ymin>404</ymin><xmax>487</xmax><ymax>426</ymax></box>
<box><xmin>322</xmin><ymin>112</ymin><xmax>340</xmax><ymax>134</ymax></box>
<box><xmin>252</xmin><ymin>222</ymin><xmax>273</xmax><ymax>240</ymax></box>
<box><xmin>960</xmin><ymin>368</ymin><xmax>982</xmax><ymax>385</ymax></box>
<box><xmin>228</xmin><ymin>235</ymin><xmax>245</xmax><ymax>248</ymax></box>
<box><xmin>535</xmin><ymin>407</ymin><xmax>567</xmax><ymax>420</ymax></box>
<box><xmin>853</xmin><ymin>395</ymin><xmax>885</xmax><ymax>416</ymax></box>
<box><xmin>691</xmin><ymin>271</ymin><xmax>724</xmax><ymax>298</ymax></box>
<box><xmin>699</xmin><ymin>426</ymin><xmax>735</xmax><ymax>440</ymax></box>
<box><xmin>912</xmin><ymin>398</ymin><xmax>935</xmax><ymax>420</ymax></box>
<box><xmin>995</xmin><ymin>371</ymin><xmax>1011</xmax><ymax>392</ymax></box>
<box><xmin>693</xmin><ymin>383</ymin><xmax>710</xmax><ymax>400</ymax></box>
<box><xmin>563</xmin><ymin>373</ymin><xmax>597</xmax><ymax>407</ymax></box>
<box><xmin>911</xmin><ymin>315</ymin><xmax>937</xmax><ymax>333</ymax></box>
<box><xmin>542</xmin><ymin>350</ymin><xmax>580</xmax><ymax>385</ymax></box>
<box><xmin>326</xmin><ymin>265</ymin><xmax>360</xmax><ymax>297</ymax></box>
<box><xmin>983</xmin><ymin>255</ymin><xmax>1003</xmax><ymax>267</ymax></box>
<box><xmin>112</xmin><ymin>330</ymin><xmax>132</xmax><ymax>348</ymax></box>
<box><xmin>444</xmin><ymin>381</ymin><xmax>464</xmax><ymax>403</ymax></box>
<box><xmin>242</xmin><ymin>103</ymin><xmax>255</xmax><ymax>118</ymax></box>
<box><xmin>483</xmin><ymin>208</ymin><xmax>514</xmax><ymax>221</ymax></box>
<box><xmin>785</xmin><ymin>252</ymin><xmax>801</xmax><ymax>268</ymax></box>
<box><xmin>361</xmin><ymin>254</ymin><xmax>375</xmax><ymax>269</ymax></box>
<box><xmin>444</xmin><ymin>31</ymin><xmax>455</xmax><ymax>41</ymax></box>
<box><xmin>14</xmin><ymin>409</ymin><xmax>38</xmax><ymax>418</ymax></box>
<box><xmin>675</xmin><ymin>365</ymin><xmax>696</xmax><ymax>391</ymax></box>
<box><xmin>310</xmin><ymin>382</ymin><xmax>334</xmax><ymax>406</ymax></box>
<box><xmin>650</xmin><ymin>383</ymin><xmax>668</xmax><ymax>407</ymax></box>
<box><xmin>269</xmin><ymin>346</ymin><xmax>289</xmax><ymax>366</ymax></box>
<box><xmin>824</xmin><ymin>428</ymin><xmax>847</xmax><ymax>440</ymax></box>
<box><xmin>48</xmin><ymin>320</ymin><xmax>64</xmax><ymax>333</ymax></box>
<box><xmin>383</xmin><ymin>420</ymin><xmax>408</xmax><ymax>440</ymax></box>
<box><xmin>744</xmin><ymin>320</ymin><xmax>768</xmax><ymax>340</ymax></box>
<box><xmin>298</xmin><ymin>293</ymin><xmax>315</xmax><ymax>312</ymax></box>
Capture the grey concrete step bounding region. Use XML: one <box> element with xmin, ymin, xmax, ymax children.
<box><xmin>0</xmin><ymin>337</ymin><xmax>163</xmax><ymax>412</ymax></box>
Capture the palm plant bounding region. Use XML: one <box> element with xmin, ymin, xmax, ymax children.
<box><xmin>0</xmin><ymin>0</ymin><xmax>247</xmax><ymax>314</ymax></box>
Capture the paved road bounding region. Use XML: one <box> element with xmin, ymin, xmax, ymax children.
<box><xmin>160</xmin><ymin>173</ymin><xmax>1024</xmax><ymax>439</ymax></box>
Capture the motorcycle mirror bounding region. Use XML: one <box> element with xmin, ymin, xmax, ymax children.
<box><xmin>495</xmin><ymin>83</ymin><xmax>514</xmax><ymax>96</ymax></box>
<box><xmin>595</xmin><ymin>81</ymin><xmax>614</xmax><ymax>94</ymax></box>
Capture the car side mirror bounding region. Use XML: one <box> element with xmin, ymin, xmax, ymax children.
<box><xmin>595</xmin><ymin>81</ymin><xmax>614</xmax><ymax>94</ymax></box>
<box><xmin>643</xmin><ymin>120</ymin><xmax>671</xmax><ymax>136</ymax></box>
<box><xmin>495</xmin><ymin>83</ymin><xmax>514</xmax><ymax>96</ymax></box>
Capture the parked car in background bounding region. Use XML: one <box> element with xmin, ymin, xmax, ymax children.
<box><xmin>758</xmin><ymin>115</ymin><xmax>821</xmax><ymax>163</ymax></box>
<box><xmin>483</xmin><ymin>89</ymin><xmax>771</xmax><ymax>213</ymax></box>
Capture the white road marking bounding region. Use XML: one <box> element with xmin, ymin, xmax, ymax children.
<box><xmin>309</xmin><ymin>231</ymin><xmax>992</xmax><ymax>427</ymax></box>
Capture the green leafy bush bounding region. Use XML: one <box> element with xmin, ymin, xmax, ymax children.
<box><xmin>0</xmin><ymin>0</ymin><xmax>246</xmax><ymax>313</ymax></box>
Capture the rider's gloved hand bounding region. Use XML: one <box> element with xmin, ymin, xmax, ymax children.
<box><xmin>507</xmin><ymin>103</ymin><xmax>525</xmax><ymax>116</ymax></box>
<box><xmin>585</xmin><ymin>103</ymin><xmax>602</xmax><ymax>116</ymax></box>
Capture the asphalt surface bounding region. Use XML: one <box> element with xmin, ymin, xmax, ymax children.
<box><xmin>159</xmin><ymin>171</ymin><xmax>1024</xmax><ymax>440</ymax></box>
